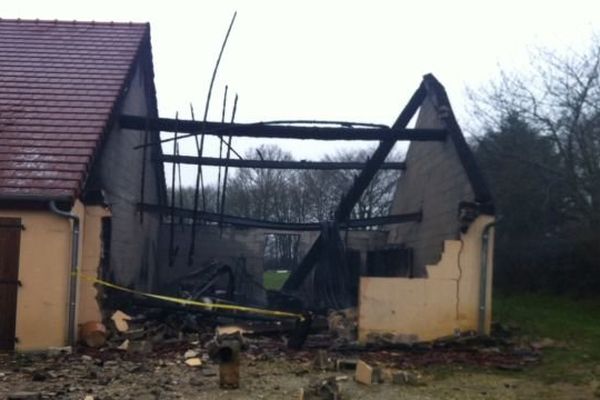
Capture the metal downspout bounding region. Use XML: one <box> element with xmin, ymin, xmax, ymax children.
<box><xmin>478</xmin><ymin>220</ymin><xmax>496</xmax><ymax>335</ymax></box>
<box><xmin>49</xmin><ymin>201</ymin><xmax>80</xmax><ymax>346</ymax></box>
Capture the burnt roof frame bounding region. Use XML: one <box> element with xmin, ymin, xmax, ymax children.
<box><xmin>139</xmin><ymin>202</ymin><xmax>422</xmax><ymax>231</ymax></box>
<box><xmin>159</xmin><ymin>154</ymin><xmax>406</xmax><ymax>171</ymax></box>
<box><xmin>119</xmin><ymin>115</ymin><xmax>448</xmax><ymax>143</ymax></box>
<box><xmin>281</xmin><ymin>81</ymin><xmax>428</xmax><ymax>291</ymax></box>
<box><xmin>281</xmin><ymin>74</ymin><xmax>495</xmax><ymax>292</ymax></box>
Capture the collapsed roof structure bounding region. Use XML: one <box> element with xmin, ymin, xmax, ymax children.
<box><xmin>122</xmin><ymin>73</ymin><xmax>496</xmax><ymax>341</ymax></box>
<box><xmin>0</xmin><ymin>18</ymin><xmax>495</xmax><ymax>351</ymax></box>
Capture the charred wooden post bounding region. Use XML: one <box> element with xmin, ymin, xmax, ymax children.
<box><xmin>139</xmin><ymin>118</ymin><xmax>149</xmax><ymax>223</ymax></box>
<box><xmin>207</xmin><ymin>332</ymin><xmax>246</xmax><ymax>389</ymax></box>
<box><xmin>168</xmin><ymin>114</ymin><xmax>178</xmax><ymax>267</ymax></box>
<box><xmin>287</xmin><ymin>312</ymin><xmax>313</xmax><ymax>350</ymax></box>
<box><xmin>220</xmin><ymin>94</ymin><xmax>238</xmax><ymax>233</ymax></box>
<box><xmin>217</xmin><ymin>339</ymin><xmax>240</xmax><ymax>389</ymax></box>
<box><xmin>216</xmin><ymin>85</ymin><xmax>228</xmax><ymax>213</ymax></box>
<box><xmin>188</xmin><ymin>13</ymin><xmax>237</xmax><ymax>266</ymax></box>
<box><xmin>176</xmin><ymin>141</ymin><xmax>183</xmax><ymax>225</ymax></box>
<box><xmin>188</xmin><ymin>105</ymin><xmax>202</xmax><ymax>266</ymax></box>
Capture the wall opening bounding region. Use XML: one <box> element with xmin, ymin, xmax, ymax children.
<box><xmin>263</xmin><ymin>233</ymin><xmax>300</xmax><ymax>272</ymax></box>
<box><xmin>263</xmin><ymin>233</ymin><xmax>300</xmax><ymax>291</ymax></box>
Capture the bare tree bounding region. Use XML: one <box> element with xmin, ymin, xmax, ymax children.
<box><xmin>469</xmin><ymin>38</ymin><xmax>600</xmax><ymax>228</ymax></box>
<box><xmin>469</xmin><ymin>37</ymin><xmax>600</xmax><ymax>294</ymax></box>
<box><xmin>301</xmin><ymin>147</ymin><xmax>402</xmax><ymax>221</ymax></box>
<box><xmin>225</xmin><ymin>144</ymin><xmax>308</xmax><ymax>222</ymax></box>
<box><xmin>221</xmin><ymin>144</ymin><xmax>402</xmax><ymax>224</ymax></box>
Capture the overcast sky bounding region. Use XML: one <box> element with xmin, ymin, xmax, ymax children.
<box><xmin>1</xmin><ymin>1</ymin><xmax>599</xmax><ymax>185</ymax></box>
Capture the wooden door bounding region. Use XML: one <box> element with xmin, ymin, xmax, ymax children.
<box><xmin>0</xmin><ymin>217</ymin><xmax>22</xmax><ymax>351</ymax></box>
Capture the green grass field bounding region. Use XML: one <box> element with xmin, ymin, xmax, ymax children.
<box><xmin>263</xmin><ymin>270</ymin><xmax>290</xmax><ymax>290</ymax></box>
<box><xmin>493</xmin><ymin>293</ymin><xmax>600</xmax><ymax>384</ymax></box>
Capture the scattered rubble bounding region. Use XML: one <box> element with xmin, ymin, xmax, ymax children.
<box><xmin>354</xmin><ymin>360</ymin><xmax>382</xmax><ymax>385</ymax></box>
<box><xmin>183</xmin><ymin>349</ymin><xmax>199</xmax><ymax>359</ymax></box>
<box><xmin>327</xmin><ymin>309</ymin><xmax>357</xmax><ymax>346</ymax></box>
<box><xmin>313</xmin><ymin>350</ymin><xmax>334</xmax><ymax>370</ymax></box>
<box><xmin>0</xmin><ymin>303</ymin><xmax>556</xmax><ymax>399</ymax></box>
<box><xmin>111</xmin><ymin>310</ymin><xmax>133</xmax><ymax>333</ymax></box>
<box><xmin>6</xmin><ymin>391</ymin><xmax>41</xmax><ymax>399</ymax></box>
<box><xmin>185</xmin><ymin>358</ymin><xmax>203</xmax><ymax>367</ymax></box>
<box><xmin>0</xmin><ymin>327</ymin><xmax>560</xmax><ymax>400</ymax></box>
<box><xmin>117</xmin><ymin>339</ymin><xmax>129</xmax><ymax>351</ymax></box>
<box><xmin>46</xmin><ymin>346</ymin><xmax>72</xmax><ymax>357</ymax></box>
<box><xmin>300</xmin><ymin>376</ymin><xmax>342</xmax><ymax>400</ymax></box>
<box><xmin>336</xmin><ymin>359</ymin><xmax>358</xmax><ymax>371</ymax></box>
<box><xmin>390</xmin><ymin>370</ymin><xmax>423</xmax><ymax>386</ymax></box>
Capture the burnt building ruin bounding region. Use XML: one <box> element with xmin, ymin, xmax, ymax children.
<box><xmin>0</xmin><ymin>18</ymin><xmax>495</xmax><ymax>351</ymax></box>
<box><xmin>123</xmin><ymin>74</ymin><xmax>496</xmax><ymax>342</ymax></box>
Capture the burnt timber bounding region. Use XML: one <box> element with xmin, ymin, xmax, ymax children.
<box><xmin>159</xmin><ymin>155</ymin><xmax>406</xmax><ymax>170</ymax></box>
<box><xmin>139</xmin><ymin>203</ymin><xmax>422</xmax><ymax>231</ymax></box>
<box><xmin>119</xmin><ymin>115</ymin><xmax>447</xmax><ymax>143</ymax></box>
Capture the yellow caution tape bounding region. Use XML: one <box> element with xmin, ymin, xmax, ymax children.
<box><xmin>75</xmin><ymin>271</ymin><xmax>304</xmax><ymax>321</ymax></box>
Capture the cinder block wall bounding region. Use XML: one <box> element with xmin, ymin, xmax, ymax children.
<box><xmin>157</xmin><ymin>225</ymin><xmax>268</xmax><ymax>305</ymax></box>
<box><xmin>157</xmin><ymin>225</ymin><xmax>389</xmax><ymax>305</ymax></box>
<box><xmin>388</xmin><ymin>95</ymin><xmax>475</xmax><ymax>276</ymax></box>
<box><xmin>94</xmin><ymin>63</ymin><xmax>163</xmax><ymax>290</ymax></box>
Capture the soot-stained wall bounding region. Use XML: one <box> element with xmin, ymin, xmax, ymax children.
<box><xmin>388</xmin><ymin>94</ymin><xmax>476</xmax><ymax>276</ymax></box>
<box><xmin>88</xmin><ymin>61</ymin><xmax>164</xmax><ymax>290</ymax></box>
<box><xmin>157</xmin><ymin>225</ymin><xmax>389</xmax><ymax>305</ymax></box>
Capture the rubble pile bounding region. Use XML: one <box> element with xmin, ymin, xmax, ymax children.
<box><xmin>0</xmin><ymin>310</ymin><xmax>550</xmax><ymax>399</ymax></box>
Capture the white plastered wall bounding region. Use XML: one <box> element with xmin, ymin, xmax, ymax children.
<box><xmin>358</xmin><ymin>215</ymin><xmax>495</xmax><ymax>343</ymax></box>
<box><xmin>0</xmin><ymin>201</ymin><xmax>108</xmax><ymax>351</ymax></box>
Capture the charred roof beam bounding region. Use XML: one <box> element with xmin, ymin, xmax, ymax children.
<box><xmin>139</xmin><ymin>202</ymin><xmax>421</xmax><ymax>231</ymax></box>
<box><xmin>159</xmin><ymin>155</ymin><xmax>406</xmax><ymax>170</ymax></box>
<box><xmin>119</xmin><ymin>115</ymin><xmax>447</xmax><ymax>145</ymax></box>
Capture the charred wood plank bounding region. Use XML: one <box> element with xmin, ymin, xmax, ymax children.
<box><xmin>139</xmin><ymin>203</ymin><xmax>421</xmax><ymax>231</ymax></box>
<box><xmin>159</xmin><ymin>155</ymin><xmax>406</xmax><ymax>170</ymax></box>
<box><xmin>120</xmin><ymin>115</ymin><xmax>447</xmax><ymax>143</ymax></box>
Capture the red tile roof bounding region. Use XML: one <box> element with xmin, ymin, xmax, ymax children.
<box><xmin>0</xmin><ymin>18</ymin><xmax>150</xmax><ymax>200</ymax></box>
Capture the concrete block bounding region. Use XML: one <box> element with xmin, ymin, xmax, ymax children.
<box><xmin>355</xmin><ymin>360</ymin><xmax>382</xmax><ymax>385</ymax></box>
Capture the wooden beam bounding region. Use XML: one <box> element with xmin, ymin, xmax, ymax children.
<box><xmin>120</xmin><ymin>115</ymin><xmax>447</xmax><ymax>143</ymax></box>
<box><xmin>159</xmin><ymin>155</ymin><xmax>406</xmax><ymax>170</ymax></box>
<box><xmin>139</xmin><ymin>203</ymin><xmax>421</xmax><ymax>231</ymax></box>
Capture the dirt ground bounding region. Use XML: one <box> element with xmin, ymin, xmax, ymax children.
<box><xmin>1</xmin><ymin>343</ymin><xmax>597</xmax><ymax>400</ymax></box>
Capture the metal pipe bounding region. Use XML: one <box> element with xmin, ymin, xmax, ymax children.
<box><xmin>478</xmin><ymin>220</ymin><xmax>496</xmax><ymax>335</ymax></box>
<box><xmin>49</xmin><ymin>200</ymin><xmax>80</xmax><ymax>346</ymax></box>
